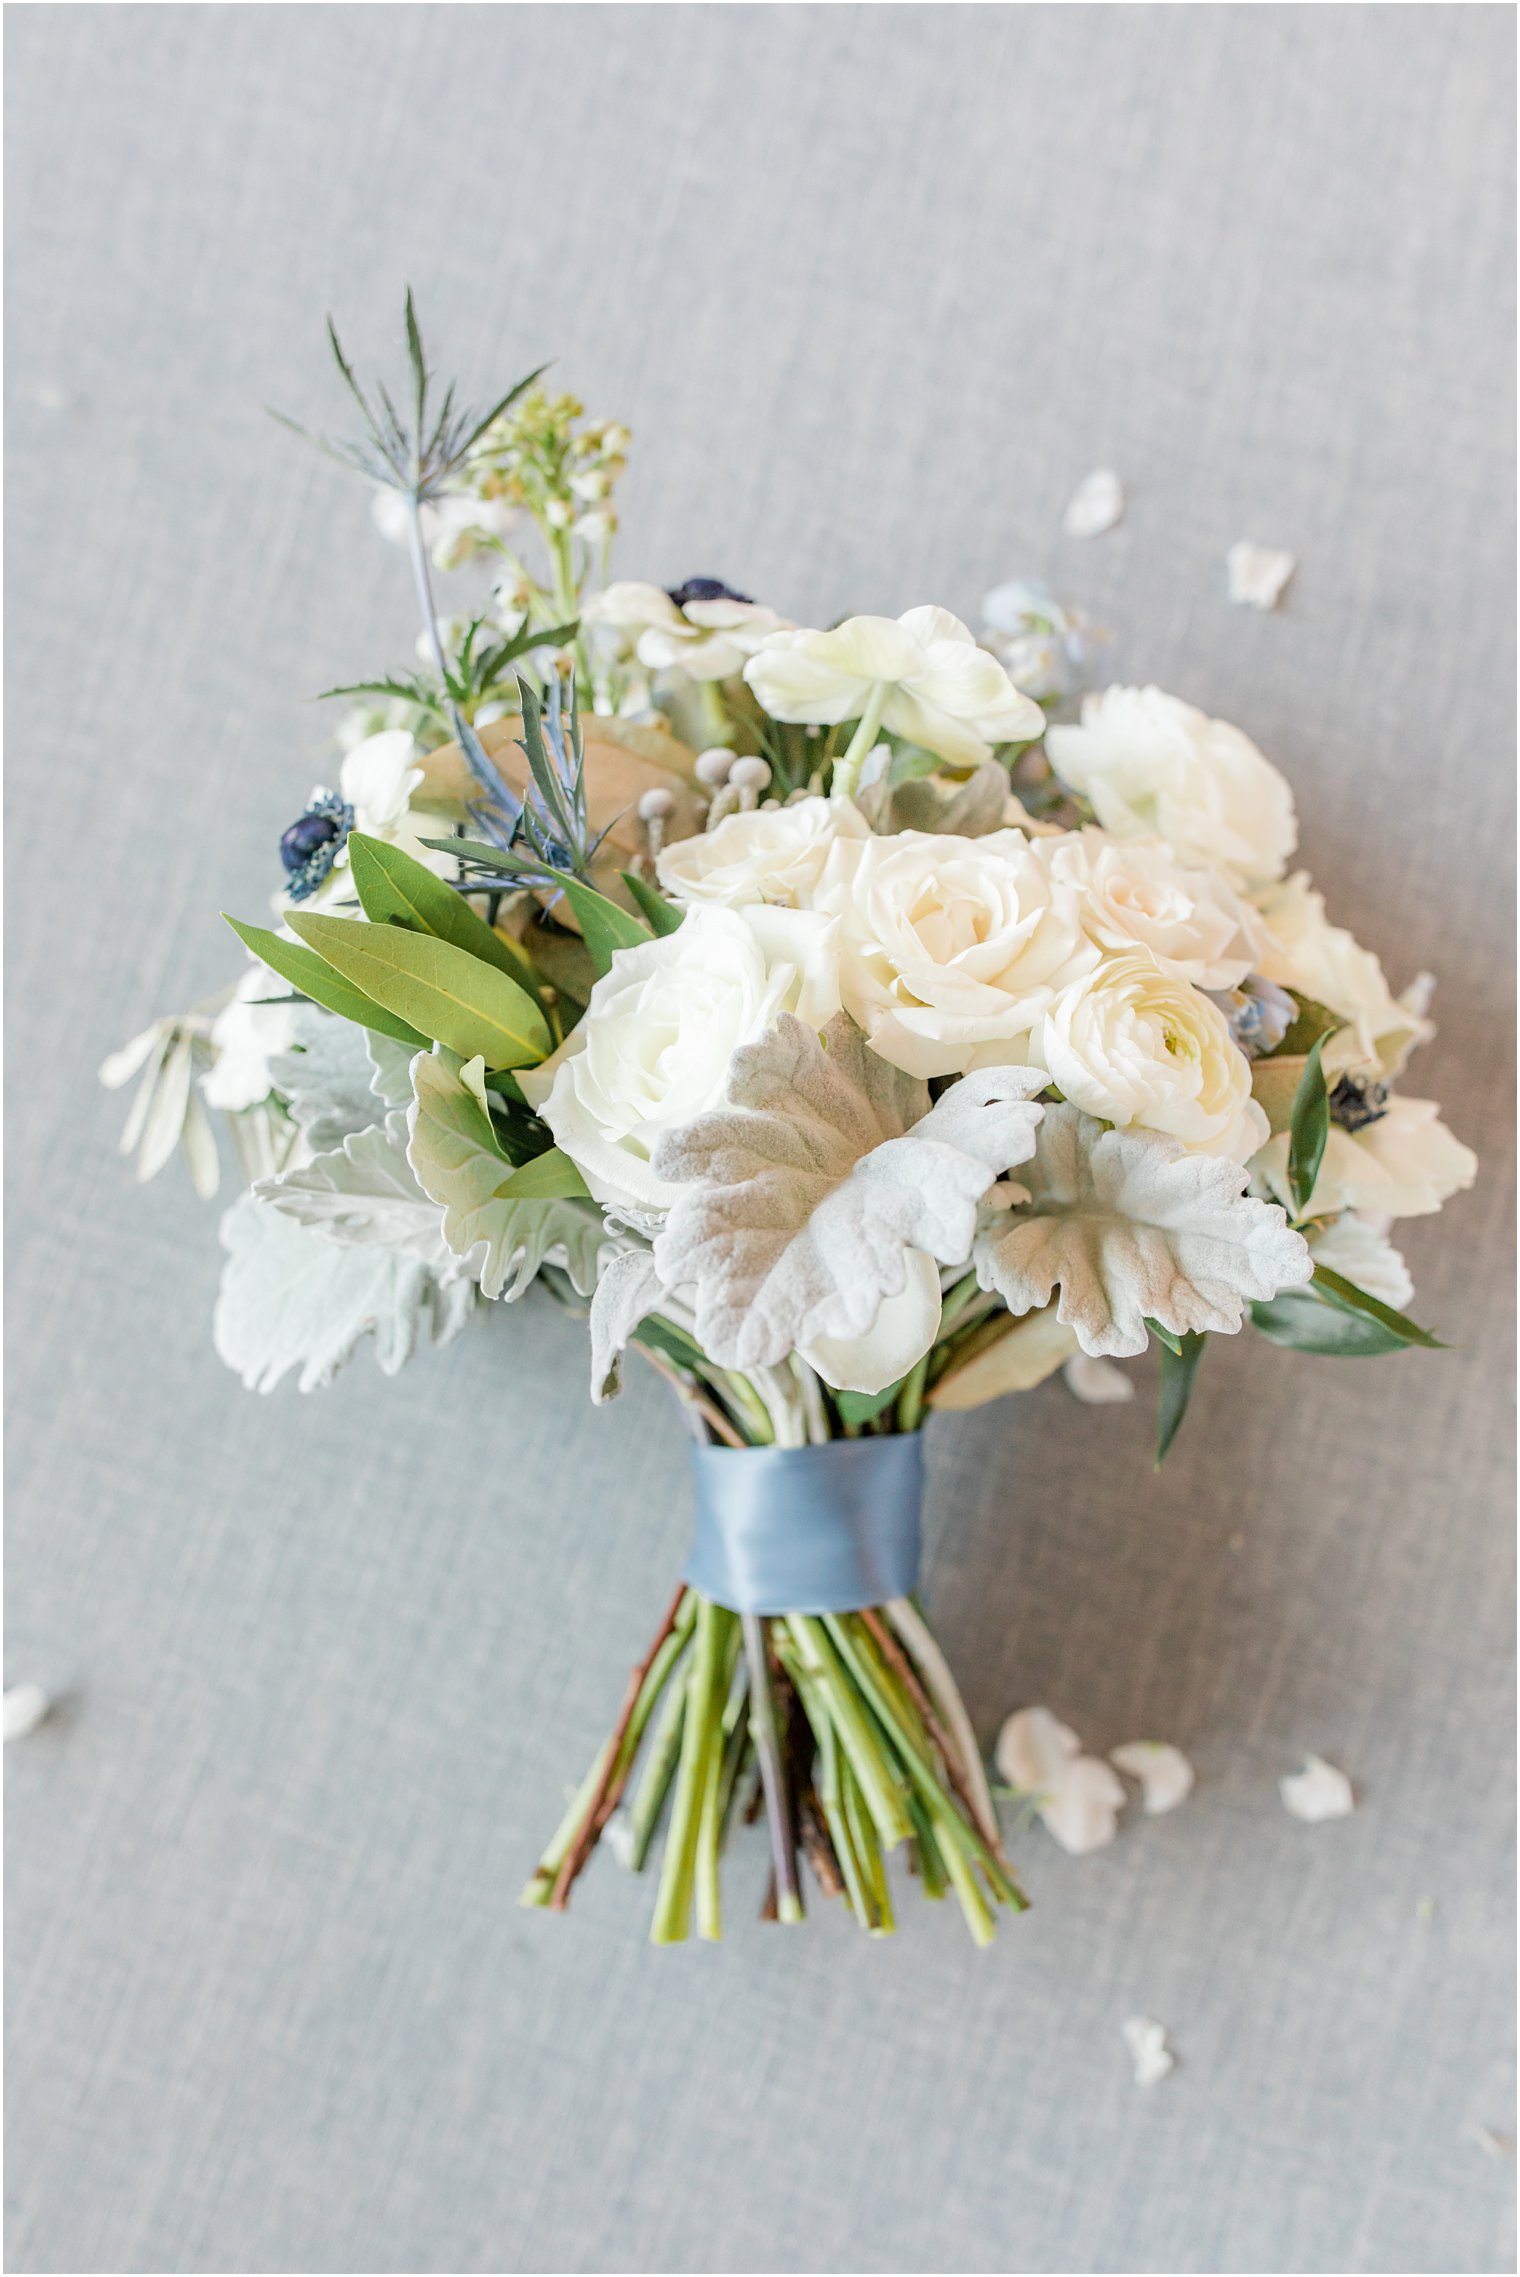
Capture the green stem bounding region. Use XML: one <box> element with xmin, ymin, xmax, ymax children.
<box><xmin>784</xmin><ymin>1617</ymin><xmax>913</xmax><ymax>1849</ymax></box>
<box><xmin>626</xmin><ymin>1663</ymin><xmax>691</xmax><ymax>1871</ymax></box>
<box><xmin>829</xmin><ymin>681</ymin><xmax>890</xmax><ymax>801</ymax></box>
<box><xmin>896</xmin><ymin>1352</ymin><xmax>931</xmax><ymax>1432</ymax></box>
<box><xmin>651</xmin><ymin>1599</ymin><xmax>731</xmax><ymax>1945</ymax></box>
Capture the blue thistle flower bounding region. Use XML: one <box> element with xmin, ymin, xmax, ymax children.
<box><xmin>1208</xmin><ymin>974</ymin><xmax>1296</xmax><ymax>1058</ymax></box>
<box><xmin>279</xmin><ymin>788</ymin><xmax>354</xmax><ymax>901</ymax></box>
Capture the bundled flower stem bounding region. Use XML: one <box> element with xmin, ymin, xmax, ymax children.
<box><xmin>522</xmin><ymin>1419</ymin><xmax>1026</xmax><ymax>1946</ymax></box>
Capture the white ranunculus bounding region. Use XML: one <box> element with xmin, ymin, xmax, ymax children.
<box><xmin>1031</xmin><ymin>954</ymin><xmax>1268</xmax><ymax>1160</ymax></box>
<box><xmin>743</xmin><ymin>607</ymin><xmax>1044</xmax><ymax>771</ymax></box>
<box><xmin>203</xmin><ymin>966</ymin><xmax>299</xmax><ymax>1112</ymax></box>
<box><xmin>814</xmin><ymin>828</ymin><xmax>1096</xmax><ymax>1079</ymax></box>
<box><xmin>518</xmin><ymin>905</ymin><xmax>840</xmax><ymax>1210</ymax></box>
<box><xmin>655</xmin><ymin>795</ymin><xmax>869</xmax><ymax>910</ymax></box>
<box><xmin>1040</xmin><ymin>828</ymin><xmax>1268</xmax><ymax>989</ymax></box>
<box><xmin>1307</xmin><ymin>1214</ymin><xmax>1414</xmax><ymax>1309</ymax></box>
<box><xmin>1252</xmin><ymin>872</ymin><xmax>1432</xmax><ymax>1077</ymax></box>
<box><xmin>1045</xmin><ymin>686</ymin><xmax>1297</xmax><ymax>886</ymax></box>
<box><xmin>1253</xmin><ymin>1096</ymin><xmax>1476</xmax><ymax>1220</ymax></box>
<box><xmin>584</xmin><ymin>582</ymin><xmax>790</xmax><ymax>683</ymax></box>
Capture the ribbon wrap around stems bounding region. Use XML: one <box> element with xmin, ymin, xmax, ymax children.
<box><xmin>684</xmin><ymin>1436</ymin><xmax>925</xmax><ymax>1615</ymax></box>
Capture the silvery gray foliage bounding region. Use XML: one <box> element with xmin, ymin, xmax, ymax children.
<box><xmin>268</xmin><ymin>1008</ymin><xmax>394</xmax><ymax>1152</ymax></box>
<box><xmin>588</xmin><ymin>1250</ymin><xmax>664</xmax><ymax>1402</ymax></box>
<box><xmin>213</xmin><ymin>1192</ymin><xmax>475</xmax><ymax>1394</ymax></box>
<box><xmin>254</xmin><ymin>1111</ymin><xmax>450</xmax><ymax>1263</ymax></box>
<box><xmin>406</xmin><ymin>1049</ymin><xmax>604</xmax><ymax>1302</ymax></box>
<box><xmin>651</xmin><ymin>1013</ymin><xmax>1047</xmax><ymax>1370</ymax></box>
<box><xmin>974</xmin><ymin>1102</ymin><xmax>1314</xmax><ymax>1359</ymax></box>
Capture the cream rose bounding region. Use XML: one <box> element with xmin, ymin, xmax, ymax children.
<box><xmin>1039</xmin><ymin>828</ymin><xmax>1268</xmax><ymax>988</ymax></box>
<box><xmin>655</xmin><ymin>795</ymin><xmax>869</xmax><ymax>910</ymax></box>
<box><xmin>518</xmin><ymin>905</ymin><xmax>840</xmax><ymax>1210</ymax></box>
<box><xmin>1030</xmin><ymin>953</ymin><xmax>1267</xmax><ymax>1160</ymax></box>
<box><xmin>814</xmin><ymin>828</ymin><xmax>1096</xmax><ymax>1079</ymax></box>
<box><xmin>1253</xmin><ymin>1097</ymin><xmax>1476</xmax><ymax>1219</ymax></box>
<box><xmin>1045</xmin><ymin>687</ymin><xmax>1297</xmax><ymax>886</ymax></box>
<box><xmin>1253</xmin><ymin>872</ymin><xmax>1432</xmax><ymax>1077</ymax></box>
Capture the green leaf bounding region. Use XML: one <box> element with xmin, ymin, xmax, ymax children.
<box><xmin>495</xmin><ymin>1147</ymin><xmax>590</xmax><ymax>1201</ymax></box>
<box><xmin>834</xmin><ymin>1378</ymin><xmax>907</xmax><ymax>1427</ymax></box>
<box><xmin>223</xmin><ymin>916</ymin><xmax>429</xmax><ymax>1049</ymax></box>
<box><xmin>286</xmin><ymin>912</ymin><xmax>549</xmax><ymax>1069</ymax></box>
<box><xmin>1287</xmin><ymin>1036</ymin><xmax>1330</xmax><ymax>1218</ymax></box>
<box><xmin>1251</xmin><ymin>1289</ymin><xmax>1410</xmax><ymax>1356</ymax></box>
<box><xmin>1271</xmin><ymin>992</ymin><xmax>1344</xmax><ymax>1060</ymax></box>
<box><xmin>1144</xmin><ymin>1318</ymin><xmax>1185</xmax><ymax>1358</ymax></box>
<box><xmin>556</xmin><ymin>874</ymin><xmax>653</xmax><ymax>975</ymax></box>
<box><xmin>1155</xmin><ymin>1332</ymin><xmax>1207</xmax><ymax>1466</ymax></box>
<box><xmin>345</xmin><ymin>832</ymin><xmax>539</xmax><ymax>992</ymax></box>
<box><xmin>1310</xmin><ymin>1265</ymin><xmax>1445</xmax><ymax>1348</ymax></box>
<box><xmin>621</xmin><ymin>871</ymin><xmax>685</xmax><ymax>937</ymax></box>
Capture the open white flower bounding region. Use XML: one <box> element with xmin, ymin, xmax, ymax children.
<box><xmin>976</xmin><ymin>1104</ymin><xmax>1312</xmax><ymax>1358</ymax></box>
<box><xmin>1046</xmin><ymin>686</ymin><xmax>1297</xmax><ymax>886</ymax></box>
<box><xmin>1253</xmin><ymin>872</ymin><xmax>1432</xmax><ymax>1077</ymax></box>
<box><xmin>815</xmin><ymin>827</ymin><xmax>1096</xmax><ymax>1079</ymax></box>
<box><xmin>744</xmin><ymin>607</ymin><xmax>1044</xmax><ymax>772</ymax></box>
<box><xmin>651</xmin><ymin>1014</ymin><xmax>1046</xmax><ymax>1393</ymax></box>
<box><xmin>1040</xmin><ymin>829</ymin><xmax>1268</xmax><ymax>989</ymax></box>
<box><xmin>656</xmin><ymin>795</ymin><xmax>869</xmax><ymax>910</ymax></box>
<box><xmin>519</xmin><ymin>905</ymin><xmax>839</xmax><ymax>1212</ymax></box>
<box><xmin>995</xmin><ymin>1707</ymin><xmax>1125</xmax><ymax>1854</ymax></box>
<box><xmin>584</xmin><ymin>581</ymin><xmax>790</xmax><ymax>682</ymax></box>
<box><xmin>1029</xmin><ymin>953</ymin><xmax>1268</xmax><ymax>1160</ymax></box>
<box><xmin>1253</xmin><ymin>1096</ymin><xmax>1476</xmax><ymax>1219</ymax></box>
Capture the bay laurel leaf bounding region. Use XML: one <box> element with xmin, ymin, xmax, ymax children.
<box><xmin>287</xmin><ymin>912</ymin><xmax>549</xmax><ymax>1069</ymax></box>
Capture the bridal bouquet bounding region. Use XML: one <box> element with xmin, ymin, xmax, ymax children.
<box><xmin>106</xmin><ymin>305</ymin><xmax>1475</xmax><ymax>1945</ymax></box>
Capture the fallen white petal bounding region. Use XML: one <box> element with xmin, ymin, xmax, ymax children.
<box><xmin>1064</xmin><ymin>1353</ymin><xmax>1135</xmax><ymax>1405</ymax></box>
<box><xmin>3</xmin><ymin>1683</ymin><xmax>51</xmax><ymax>1741</ymax></box>
<box><xmin>1280</xmin><ymin>1754</ymin><xmax>1355</xmax><ymax>1821</ymax></box>
<box><xmin>1111</xmin><ymin>1741</ymin><xmax>1195</xmax><ymax>1815</ymax></box>
<box><xmin>1063</xmin><ymin>467</ymin><xmax>1124</xmax><ymax>538</ymax></box>
<box><xmin>1467</xmin><ymin>2123</ymin><xmax>1514</xmax><ymax>2160</ymax></box>
<box><xmin>1122</xmin><ymin>2016</ymin><xmax>1176</xmax><ymax>2087</ymax></box>
<box><xmin>602</xmin><ymin>1808</ymin><xmax>638</xmax><ymax>1871</ymax></box>
<box><xmin>1227</xmin><ymin>541</ymin><xmax>1295</xmax><ymax>609</ymax></box>
<box><xmin>995</xmin><ymin>1704</ymin><xmax>1081</xmax><ymax>1794</ymax></box>
<box><xmin>1040</xmin><ymin>1754</ymin><xmax>1127</xmax><ymax>1854</ymax></box>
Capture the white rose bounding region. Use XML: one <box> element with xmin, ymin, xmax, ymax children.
<box><xmin>655</xmin><ymin>796</ymin><xmax>869</xmax><ymax>910</ymax></box>
<box><xmin>1307</xmin><ymin>1214</ymin><xmax>1414</xmax><ymax>1309</ymax></box>
<box><xmin>1252</xmin><ymin>872</ymin><xmax>1432</xmax><ymax>1077</ymax></box>
<box><xmin>814</xmin><ymin>828</ymin><xmax>1096</xmax><ymax>1079</ymax></box>
<box><xmin>1039</xmin><ymin>828</ymin><xmax>1268</xmax><ymax>988</ymax></box>
<box><xmin>1031</xmin><ymin>953</ymin><xmax>1267</xmax><ymax>1160</ymax></box>
<box><xmin>203</xmin><ymin>966</ymin><xmax>298</xmax><ymax>1112</ymax></box>
<box><xmin>518</xmin><ymin>905</ymin><xmax>840</xmax><ymax>1210</ymax></box>
<box><xmin>1045</xmin><ymin>686</ymin><xmax>1297</xmax><ymax>886</ymax></box>
<box><xmin>1253</xmin><ymin>1096</ymin><xmax>1476</xmax><ymax>1219</ymax></box>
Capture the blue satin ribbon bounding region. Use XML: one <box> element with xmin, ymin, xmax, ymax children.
<box><xmin>684</xmin><ymin>1437</ymin><xmax>925</xmax><ymax>1615</ymax></box>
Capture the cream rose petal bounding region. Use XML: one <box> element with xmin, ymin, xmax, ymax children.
<box><xmin>1111</xmin><ymin>1741</ymin><xmax>1195</xmax><ymax>1814</ymax></box>
<box><xmin>1280</xmin><ymin>1755</ymin><xmax>1355</xmax><ymax>1822</ymax></box>
<box><xmin>976</xmin><ymin>1103</ymin><xmax>1312</xmax><ymax>1358</ymax></box>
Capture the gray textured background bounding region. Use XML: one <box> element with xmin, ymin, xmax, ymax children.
<box><xmin>6</xmin><ymin>7</ymin><xmax>1515</xmax><ymax>2273</ymax></box>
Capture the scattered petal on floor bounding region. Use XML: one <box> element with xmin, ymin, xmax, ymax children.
<box><xmin>1467</xmin><ymin>2123</ymin><xmax>1514</xmax><ymax>2160</ymax></box>
<box><xmin>1122</xmin><ymin>2016</ymin><xmax>1176</xmax><ymax>2087</ymax></box>
<box><xmin>3</xmin><ymin>1683</ymin><xmax>51</xmax><ymax>1741</ymax></box>
<box><xmin>1227</xmin><ymin>541</ymin><xmax>1295</xmax><ymax>609</ymax></box>
<box><xmin>1280</xmin><ymin>1754</ymin><xmax>1355</xmax><ymax>1821</ymax></box>
<box><xmin>1415</xmin><ymin>1895</ymin><xmax>1437</xmax><ymax>1921</ymax></box>
<box><xmin>995</xmin><ymin>1706</ymin><xmax>1126</xmax><ymax>1853</ymax></box>
<box><xmin>1063</xmin><ymin>467</ymin><xmax>1124</xmax><ymax>537</ymax></box>
<box><xmin>1064</xmin><ymin>1353</ymin><xmax>1135</xmax><ymax>1404</ymax></box>
<box><xmin>1111</xmin><ymin>1741</ymin><xmax>1195</xmax><ymax>1815</ymax></box>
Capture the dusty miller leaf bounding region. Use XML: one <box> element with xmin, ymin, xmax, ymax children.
<box><xmin>268</xmin><ymin>1008</ymin><xmax>395</xmax><ymax>1151</ymax></box>
<box><xmin>651</xmin><ymin>1013</ymin><xmax>1045</xmax><ymax>1369</ymax></box>
<box><xmin>974</xmin><ymin>1103</ymin><xmax>1312</xmax><ymax>1359</ymax></box>
<box><xmin>253</xmin><ymin>1110</ymin><xmax>449</xmax><ymax>1261</ymax></box>
<box><xmin>588</xmin><ymin>1249</ymin><xmax>664</xmax><ymax>1401</ymax></box>
<box><xmin>213</xmin><ymin>1192</ymin><xmax>475</xmax><ymax>1394</ymax></box>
